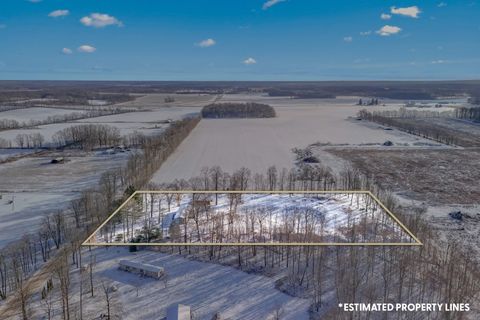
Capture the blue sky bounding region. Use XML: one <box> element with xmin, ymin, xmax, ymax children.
<box><xmin>0</xmin><ymin>0</ymin><xmax>479</xmax><ymax>80</ymax></box>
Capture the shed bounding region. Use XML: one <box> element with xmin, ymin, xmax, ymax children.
<box><xmin>118</xmin><ymin>260</ymin><xmax>164</xmax><ymax>279</ymax></box>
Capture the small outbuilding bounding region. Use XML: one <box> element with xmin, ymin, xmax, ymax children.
<box><xmin>118</xmin><ymin>260</ymin><xmax>164</xmax><ymax>279</ymax></box>
<box><xmin>50</xmin><ymin>157</ymin><xmax>65</xmax><ymax>164</ymax></box>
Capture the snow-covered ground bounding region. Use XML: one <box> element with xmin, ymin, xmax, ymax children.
<box><xmin>107</xmin><ymin>252</ymin><xmax>310</xmax><ymax>320</ymax></box>
<box><xmin>67</xmin><ymin>248</ymin><xmax>310</xmax><ymax>320</ymax></box>
<box><xmin>0</xmin><ymin>151</ymin><xmax>130</xmax><ymax>248</ymax></box>
<box><xmin>0</xmin><ymin>107</ymin><xmax>87</xmax><ymax>122</ymax></box>
<box><xmin>95</xmin><ymin>193</ymin><xmax>414</xmax><ymax>244</ymax></box>
<box><xmin>115</xmin><ymin>93</ymin><xmax>216</xmax><ymax>109</ymax></box>
<box><xmin>151</xmin><ymin>95</ymin><xmax>450</xmax><ymax>183</ymax></box>
<box><xmin>0</xmin><ymin>148</ymin><xmax>35</xmax><ymax>161</ymax></box>
<box><xmin>76</xmin><ymin>107</ymin><xmax>200</xmax><ymax>124</ymax></box>
<box><xmin>0</xmin><ymin>106</ymin><xmax>200</xmax><ymax>147</ymax></box>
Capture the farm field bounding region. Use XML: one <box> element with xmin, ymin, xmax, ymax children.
<box><xmin>328</xmin><ymin>148</ymin><xmax>480</xmax><ymax>205</ymax></box>
<box><xmin>0</xmin><ymin>123</ymin><xmax>165</xmax><ymax>146</ymax></box>
<box><xmin>76</xmin><ymin>106</ymin><xmax>200</xmax><ymax>124</ymax></box>
<box><xmin>116</xmin><ymin>93</ymin><xmax>217</xmax><ymax>109</ymax></box>
<box><xmin>0</xmin><ymin>105</ymin><xmax>202</xmax><ymax>147</ymax></box>
<box><xmin>0</xmin><ymin>107</ymin><xmax>88</xmax><ymax>122</ymax></box>
<box><xmin>151</xmin><ymin>96</ymin><xmax>447</xmax><ymax>183</ymax></box>
<box><xmin>0</xmin><ymin>151</ymin><xmax>130</xmax><ymax>248</ymax></box>
<box><xmin>0</xmin><ymin>148</ymin><xmax>35</xmax><ymax>161</ymax></box>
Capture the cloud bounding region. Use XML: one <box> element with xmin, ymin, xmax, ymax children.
<box><xmin>196</xmin><ymin>38</ymin><xmax>216</xmax><ymax>48</ymax></box>
<box><xmin>431</xmin><ymin>59</ymin><xmax>447</xmax><ymax>64</ymax></box>
<box><xmin>77</xmin><ymin>45</ymin><xmax>96</xmax><ymax>53</ymax></box>
<box><xmin>243</xmin><ymin>57</ymin><xmax>257</xmax><ymax>65</ymax></box>
<box><xmin>28</xmin><ymin>0</ymin><xmax>42</xmax><ymax>3</ymax></box>
<box><xmin>360</xmin><ymin>31</ymin><xmax>372</xmax><ymax>36</ymax></box>
<box><xmin>80</xmin><ymin>13</ymin><xmax>123</xmax><ymax>28</ymax></box>
<box><xmin>49</xmin><ymin>10</ymin><xmax>70</xmax><ymax>18</ymax></box>
<box><xmin>381</xmin><ymin>13</ymin><xmax>392</xmax><ymax>20</ymax></box>
<box><xmin>390</xmin><ymin>6</ymin><xmax>421</xmax><ymax>18</ymax></box>
<box><xmin>376</xmin><ymin>25</ymin><xmax>402</xmax><ymax>36</ymax></box>
<box><xmin>343</xmin><ymin>36</ymin><xmax>353</xmax><ymax>42</ymax></box>
<box><xmin>438</xmin><ymin>2</ymin><xmax>447</xmax><ymax>7</ymax></box>
<box><xmin>62</xmin><ymin>48</ymin><xmax>73</xmax><ymax>55</ymax></box>
<box><xmin>262</xmin><ymin>0</ymin><xmax>286</xmax><ymax>10</ymax></box>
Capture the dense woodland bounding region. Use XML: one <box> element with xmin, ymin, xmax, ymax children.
<box><xmin>201</xmin><ymin>102</ymin><xmax>276</xmax><ymax>118</ymax></box>
<box><xmin>99</xmin><ymin>191</ymin><xmax>410</xmax><ymax>245</ymax></box>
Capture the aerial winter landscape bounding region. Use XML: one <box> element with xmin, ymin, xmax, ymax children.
<box><xmin>90</xmin><ymin>192</ymin><xmax>416</xmax><ymax>245</ymax></box>
<box><xmin>1</xmin><ymin>82</ymin><xmax>478</xmax><ymax>320</ymax></box>
<box><xmin>1</xmin><ymin>1</ymin><xmax>480</xmax><ymax>319</ymax></box>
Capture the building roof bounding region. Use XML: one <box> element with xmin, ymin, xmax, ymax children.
<box><xmin>119</xmin><ymin>259</ymin><xmax>164</xmax><ymax>274</ymax></box>
<box><xmin>167</xmin><ymin>304</ymin><xmax>191</xmax><ymax>320</ymax></box>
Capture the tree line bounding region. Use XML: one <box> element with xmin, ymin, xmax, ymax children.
<box><xmin>0</xmin><ymin>116</ymin><xmax>201</xmax><ymax>320</ymax></box>
<box><xmin>455</xmin><ymin>106</ymin><xmax>480</xmax><ymax>122</ymax></box>
<box><xmin>0</xmin><ymin>108</ymin><xmax>135</xmax><ymax>132</ymax></box>
<box><xmin>357</xmin><ymin>109</ymin><xmax>460</xmax><ymax>145</ymax></box>
<box><xmin>201</xmin><ymin>102</ymin><xmax>276</xmax><ymax>118</ymax></box>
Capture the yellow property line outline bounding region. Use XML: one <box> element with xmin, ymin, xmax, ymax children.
<box><xmin>82</xmin><ymin>190</ymin><xmax>422</xmax><ymax>246</ymax></box>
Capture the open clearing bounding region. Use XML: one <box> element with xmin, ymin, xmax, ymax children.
<box><xmin>151</xmin><ymin>96</ymin><xmax>445</xmax><ymax>183</ymax></box>
<box><xmin>77</xmin><ymin>106</ymin><xmax>200</xmax><ymax>123</ymax></box>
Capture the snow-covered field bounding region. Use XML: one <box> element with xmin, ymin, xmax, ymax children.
<box><xmin>0</xmin><ymin>106</ymin><xmax>200</xmax><ymax>146</ymax></box>
<box><xmin>151</xmin><ymin>96</ymin><xmax>445</xmax><ymax>183</ymax></box>
<box><xmin>115</xmin><ymin>93</ymin><xmax>216</xmax><ymax>109</ymax></box>
<box><xmin>94</xmin><ymin>193</ymin><xmax>414</xmax><ymax>245</ymax></box>
<box><xmin>44</xmin><ymin>248</ymin><xmax>311</xmax><ymax>320</ymax></box>
<box><xmin>0</xmin><ymin>122</ymin><xmax>168</xmax><ymax>146</ymax></box>
<box><xmin>0</xmin><ymin>152</ymin><xmax>130</xmax><ymax>248</ymax></box>
<box><xmin>0</xmin><ymin>148</ymin><xmax>35</xmax><ymax>161</ymax></box>
<box><xmin>0</xmin><ymin>107</ymin><xmax>87</xmax><ymax>122</ymax></box>
<box><xmin>76</xmin><ymin>106</ymin><xmax>200</xmax><ymax>124</ymax></box>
